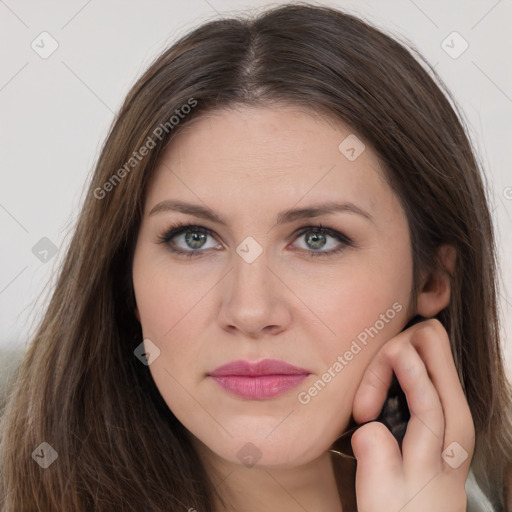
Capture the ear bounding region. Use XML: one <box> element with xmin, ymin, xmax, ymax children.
<box><xmin>416</xmin><ymin>244</ymin><xmax>456</xmax><ymax>318</ymax></box>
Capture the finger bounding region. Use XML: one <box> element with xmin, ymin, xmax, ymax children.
<box><xmin>352</xmin><ymin>352</ymin><xmax>394</xmax><ymax>424</ymax></box>
<box><xmin>352</xmin><ymin>320</ymin><xmax>436</xmax><ymax>423</ymax></box>
<box><xmin>351</xmin><ymin>421</ymin><xmax>402</xmax><ymax>507</ymax></box>
<box><xmin>353</xmin><ymin>319</ymin><xmax>475</xmax><ymax>478</ymax></box>
<box><xmin>354</xmin><ymin>329</ymin><xmax>447</xmax><ymax>464</ymax></box>
<box><xmin>408</xmin><ymin>320</ymin><xmax>475</xmax><ymax>470</ymax></box>
<box><xmin>390</xmin><ymin>341</ymin><xmax>445</xmax><ymax>473</ymax></box>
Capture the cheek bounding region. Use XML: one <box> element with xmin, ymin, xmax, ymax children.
<box><xmin>294</xmin><ymin>258</ymin><xmax>411</xmax><ymax>341</ymax></box>
<box><xmin>132</xmin><ymin>247</ymin><xmax>214</xmax><ymax>342</ymax></box>
<box><xmin>132</xmin><ymin>254</ymin><xmax>212</xmax><ymax>429</ymax></box>
<box><xmin>291</xmin><ymin>282</ymin><xmax>411</xmax><ymax>452</ymax></box>
<box><xmin>292</xmin><ymin>258</ymin><xmax>412</xmax><ymax>396</ymax></box>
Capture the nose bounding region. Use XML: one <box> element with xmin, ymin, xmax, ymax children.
<box><xmin>217</xmin><ymin>250</ymin><xmax>292</xmax><ymax>338</ymax></box>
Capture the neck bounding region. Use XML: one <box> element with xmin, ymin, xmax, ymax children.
<box><xmin>196</xmin><ymin>445</ymin><xmax>357</xmax><ymax>512</ymax></box>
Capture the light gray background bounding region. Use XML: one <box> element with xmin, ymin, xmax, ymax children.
<box><xmin>1</xmin><ymin>0</ymin><xmax>511</xmax><ymax>376</ymax></box>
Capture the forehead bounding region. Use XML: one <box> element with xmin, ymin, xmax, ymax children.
<box><xmin>145</xmin><ymin>106</ymin><xmax>401</xmax><ymax>223</ymax></box>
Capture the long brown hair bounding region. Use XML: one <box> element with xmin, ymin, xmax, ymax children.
<box><xmin>1</xmin><ymin>3</ymin><xmax>510</xmax><ymax>510</ymax></box>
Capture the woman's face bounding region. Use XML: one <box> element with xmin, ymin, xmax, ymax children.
<box><xmin>132</xmin><ymin>105</ymin><xmax>414</xmax><ymax>469</ymax></box>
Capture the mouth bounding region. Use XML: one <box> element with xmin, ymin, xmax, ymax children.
<box><xmin>208</xmin><ymin>359</ymin><xmax>311</xmax><ymax>400</ymax></box>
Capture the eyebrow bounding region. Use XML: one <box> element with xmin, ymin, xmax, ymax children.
<box><xmin>149</xmin><ymin>199</ymin><xmax>373</xmax><ymax>225</ymax></box>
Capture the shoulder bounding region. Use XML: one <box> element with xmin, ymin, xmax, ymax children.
<box><xmin>464</xmin><ymin>469</ymin><xmax>501</xmax><ymax>512</ymax></box>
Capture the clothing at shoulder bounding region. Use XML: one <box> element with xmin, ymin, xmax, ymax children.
<box><xmin>465</xmin><ymin>470</ymin><xmax>500</xmax><ymax>512</ymax></box>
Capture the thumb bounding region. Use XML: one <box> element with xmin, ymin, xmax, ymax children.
<box><xmin>351</xmin><ymin>421</ymin><xmax>403</xmax><ymax>509</ymax></box>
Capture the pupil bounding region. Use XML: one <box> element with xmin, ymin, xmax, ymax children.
<box><xmin>307</xmin><ymin>232</ymin><xmax>326</xmax><ymax>250</ymax></box>
<box><xmin>185</xmin><ymin>231</ymin><xmax>206</xmax><ymax>249</ymax></box>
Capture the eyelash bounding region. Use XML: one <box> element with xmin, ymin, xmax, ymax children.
<box><xmin>156</xmin><ymin>221</ymin><xmax>354</xmax><ymax>259</ymax></box>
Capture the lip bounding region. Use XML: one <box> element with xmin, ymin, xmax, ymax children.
<box><xmin>208</xmin><ymin>359</ymin><xmax>311</xmax><ymax>400</ymax></box>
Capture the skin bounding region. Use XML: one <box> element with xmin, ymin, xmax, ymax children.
<box><xmin>132</xmin><ymin>106</ymin><xmax>474</xmax><ymax>511</ymax></box>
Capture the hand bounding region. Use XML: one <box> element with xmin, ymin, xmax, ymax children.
<box><xmin>351</xmin><ymin>318</ymin><xmax>475</xmax><ymax>512</ymax></box>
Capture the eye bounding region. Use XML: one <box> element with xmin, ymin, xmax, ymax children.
<box><xmin>290</xmin><ymin>224</ymin><xmax>354</xmax><ymax>257</ymax></box>
<box><xmin>157</xmin><ymin>222</ymin><xmax>222</xmax><ymax>258</ymax></box>
<box><xmin>157</xmin><ymin>222</ymin><xmax>353</xmax><ymax>258</ymax></box>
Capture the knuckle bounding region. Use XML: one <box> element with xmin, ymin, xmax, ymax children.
<box><xmin>411</xmin><ymin>318</ymin><xmax>448</xmax><ymax>346</ymax></box>
<box><xmin>381</xmin><ymin>337</ymin><xmax>408</xmax><ymax>360</ymax></box>
<box><xmin>353</xmin><ymin>420</ymin><xmax>389</xmax><ymax>443</ymax></box>
<box><xmin>420</xmin><ymin>317</ymin><xmax>445</xmax><ymax>335</ymax></box>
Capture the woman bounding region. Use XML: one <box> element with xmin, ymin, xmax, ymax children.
<box><xmin>1</xmin><ymin>3</ymin><xmax>511</xmax><ymax>511</ymax></box>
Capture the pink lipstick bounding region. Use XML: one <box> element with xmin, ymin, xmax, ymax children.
<box><xmin>208</xmin><ymin>359</ymin><xmax>310</xmax><ymax>400</ymax></box>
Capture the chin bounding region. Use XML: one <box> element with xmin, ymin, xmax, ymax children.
<box><xmin>201</xmin><ymin>434</ymin><xmax>328</xmax><ymax>470</ymax></box>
